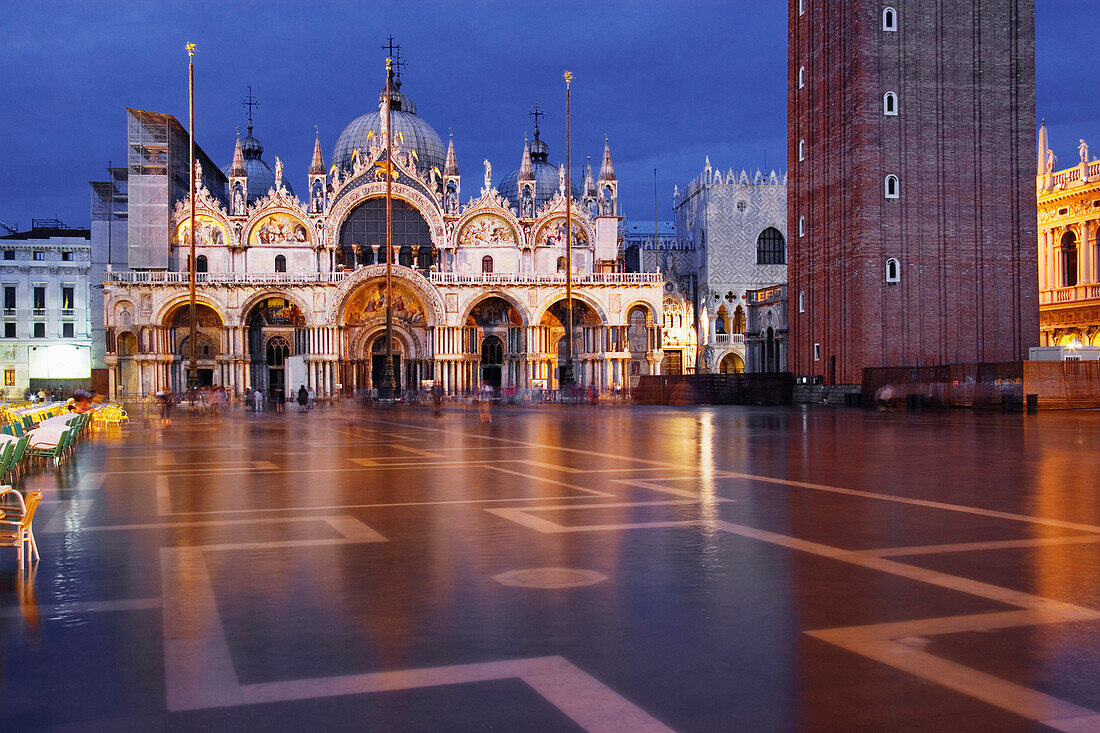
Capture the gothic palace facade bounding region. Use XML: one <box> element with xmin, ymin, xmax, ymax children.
<box><xmin>102</xmin><ymin>79</ymin><xmax>663</xmax><ymax>399</ymax></box>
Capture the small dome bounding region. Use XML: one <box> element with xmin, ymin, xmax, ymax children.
<box><xmin>222</xmin><ymin>128</ymin><xmax>292</xmax><ymax>203</ymax></box>
<box><xmin>498</xmin><ymin>130</ymin><xmax>579</xmax><ymax>212</ymax></box>
<box><xmin>332</xmin><ymin>84</ymin><xmax>445</xmax><ymax>176</ymax></box>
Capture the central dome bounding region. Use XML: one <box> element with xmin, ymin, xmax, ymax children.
<box><xmin>498</xmin><ymin>129</ymin><xmax>580</xmax><ymax>213</ymax></box>
<box><xmin>332</xmin><ymin>82</ymin><xmax>445</xmax><ymax>177</ymax></box>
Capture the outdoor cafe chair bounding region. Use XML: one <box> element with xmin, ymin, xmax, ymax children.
<box><xmin>0</xmin><ymin>489</ymin><xmax>41</xmax><ymax>566</ymax></box>
<box><xmin>5</xmin><ymin>435</ymin><xmax>30</xmax><ymax>484</ymax></box>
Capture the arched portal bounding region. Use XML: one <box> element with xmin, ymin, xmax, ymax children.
<box><xmin>339</xmin><ymin>198</ymin><xmax>434</xmax><ymax>270</ymax></box>
<box><xmin>165</xmin><ymin>303</ymin><xmax>223</xmax><ymax>391</ymax></box>
<box><xmin>539</xmin><ymin>298</ymin><xmax>603</xmax><ymax>389</ymax></box>
<box><xmin>265</xmin><ymin>336</ymin><xmax>290</xmax><ymax>399</ymax></box>
<box><xmin>117</xmin><ymin>332</ymin><xmax>139</xmax><ymax>397</ymax></box>
<box><xmin>245</xmin><ymin>297</ymin><xmax>305</xmax><ymax>395</ymax></box>
<box><xmin>481</xmin><ymin>335</ymin><xmax>504</xmax><ymax>389</ymax></box>
<box><xmin>719</xmin><ymin>353</ymin><xmax>744</xmax><ymax>374</ymax></box>
<box><xmin>467</xmin><ymin>296</ymin><xmax>523</xmax><ymax>390</ymax></box>
<box><xmin>371</xmin><ymin>335</ymin><xmax>403</xmax><ymax>393</ymax></box>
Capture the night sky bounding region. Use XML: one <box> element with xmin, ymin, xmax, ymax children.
<box><xmin>1</xmin><ymin>1</ymin><xmax>1096</xmax><ymax>231</ymax></box>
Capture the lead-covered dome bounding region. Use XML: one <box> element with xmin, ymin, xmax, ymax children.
<box><xmin>222</xmin><ymin>127</ymin><xmax>292</xmax><ymax>202</ymax></box>
<box><xmin>498</xmin><ymin>129</ymin><xmax>579</xmax><ymax>213</ymax></box>
<box><xmin>332</xmin><ymin>82</ymin><xmax>445</xmax><ymax>176</ymax></box>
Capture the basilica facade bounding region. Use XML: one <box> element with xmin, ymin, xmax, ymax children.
<box><xmin>102</xmin><ymin>78</ymin><xmax>663</xmax><ymax>400</ymax></box>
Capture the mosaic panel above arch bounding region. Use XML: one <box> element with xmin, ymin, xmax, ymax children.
<box><xmin>249</xmin><ymin>213</ymin><xmax>310</xmax><ymax>246</ymax></box>
<box><xmin>343</xmin><ymin>281</ymin><xmax>427</xmax><ymax>328</ymax></box>
<box><xmin>457</xmin><ymin>214</ymin><xmax>517</xmax><ymax>247</ymax></box>
<box><xmin>174</xmin><ymin>215</ymin><xmax>227</xmax><ymax>248</ymax></box>
<box><xmin>535</xmin><ymin>217</ymin><xmax>589</xmax><ymax>247</ymax></box>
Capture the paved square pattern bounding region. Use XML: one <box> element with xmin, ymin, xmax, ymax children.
<box><xmin>2</xmin><ymin>404</ymin><xmax>1100</xmax><ymax>731</ymax></box>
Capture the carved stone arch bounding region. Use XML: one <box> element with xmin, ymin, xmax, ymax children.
<box><xmin>453</xmin><ymin>204</ymin><xmax>523</xmax><ymax>249</ymax></box>
<box><xmin>238</xmin><ymin>290</ymin><xmax>314</xmax><ymax>328</ymax></box>
<box><xmin>327</xmin><ymin>263</ymin><xmax>445</xmax><ymax>327</ymax></box>
<box><xmin>624</xmin><ymin>300</ymin><xmax>660</xmax><ymax>328</ymax></box>
<box><xmin>460</xmin><ymin>290</ymin><xmax>532</xmax><ymax>327</ymax></box>
<box><xmin>154</xmin><ymin>294</ymin><xmax>228</xmax><ymax>327</ymax></box>
<box><xmin>112</xmin><ymin>299</ymin><xmax>136</xmax><ymax>327</ymax></box>
<box><xmin>533</xmin><ymin>290</ymin><xmax>610</xmax><ymax>326</ymax></box>
<box><xmin>325</xmin><ymin>182</ymin><xmax>445</xmax><ymax>251</ymax></box>
<box><xmin>349</xmin><ymin>323</ymin><xmax>425</xmax><ymax>361</ymax></box>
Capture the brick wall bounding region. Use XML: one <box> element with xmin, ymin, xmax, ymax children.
<box><xmin>788</xmin><ymin>0</ymin><xmax>1039</xmax><ymax>384</ymax></box>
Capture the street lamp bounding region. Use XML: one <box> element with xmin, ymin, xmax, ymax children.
<box><xmin>379</xmin><ymin>58</ymin><xmax>397</xmax><ymax>401</ymax></box>
<box><xmin>186</xmin><ymin>42</ymin><xmax>198</xmax><ymax>391</ymax></box>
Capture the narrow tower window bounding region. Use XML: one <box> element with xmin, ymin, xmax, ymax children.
<box><xmin>883</xmin><ymin>91</ymin><xmax>898</xmax><ymax>116</ymax></box>
<box><xmin>798</xmin><ymin>66</ymin><xmax>805</xmax><ymax>89</ymax></box>
<box><xmin>885</xmin><ymin>258</ymin><xmax>901</xmax><ymax>283</ymax></box>
<box><xmin>799</xmin><ymin>216</ymin><xmax>806</xmax><ymax>237</ymax></box>
<box><xmin>798</xmin><ymin>290</ymin><xmax>806</xmax><ymax>313</ymax></box>
<box><xmin>799</xmin><ymin>0</ymin><xmax>806</xmax><ymax>16</ymax></box>
<box><xmin>482</xmin><ymin>255</ymin><xmax>493</xmax><ymax>274</ymax></box>
<box><xmin>882</xmin><ymin>7</ymin><xmax>897</xmax><ymax>31</ymax></box>
<box><xmin>884</xmin><ymin>175</ymin><xmax>900</xmax><ymax>199</ymax></box>
<box><xmin>274</xmin><ymin>254</ymin><xmax>287</xmax><ymax>272</ymax></box>
<box><xmin>798</xmin><ymin>139</ymin><xmax>806</xmax><ymax>162</ymax></box>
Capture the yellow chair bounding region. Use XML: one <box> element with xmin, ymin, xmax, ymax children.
<box><xmin>0</xmin><ymin>489</ymin><xmax>41</xmax><ymax>566</ymax></box>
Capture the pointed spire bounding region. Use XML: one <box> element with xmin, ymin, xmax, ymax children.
<box><xmin>309</xmin><ymin>128</ymin><xmax>325</xmax><ymax>175</ymax></box>
<box><xmin>1038</xmin><ymin>119</ymin><xmax>1049</xmax><ymax>176</ymax></box>
<box><xmin>229</xmin><ymin>132</ymin><xmax>246</xmax><ymax>177</ymax></box>
<box><xmin>583</xmin><ymin>155</ymin><xmax>595</xmax><ymax>196</ymax></box>
<box><xmin>519</xmin><ymin>137</ymin><xmax>534</xmax><ymax>181</ymax></box>
<box><xmin>444</xmin><ymin>132</ymin><xmax>459</xmax><ymax>176</ymax></box>
<box><xmin>598</xmin><ymin>137</ymin><xmax>615</xmax><ymax>181</ymax></box>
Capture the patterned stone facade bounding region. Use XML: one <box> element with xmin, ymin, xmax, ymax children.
<box><xmin>788</xmin><ymin>0</ymin><xmax>1039</xmax><ymax>385</ymax></box>
<box><xmin>667</xmin><ymin>161</ymin><xmax>787</xmax><ymax>374</ymax></box>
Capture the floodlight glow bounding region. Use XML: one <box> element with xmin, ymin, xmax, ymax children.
<box><xmin>30</xmin><ymin>345</ymin><xmax>91</xmax><ymax>379</ymax></box>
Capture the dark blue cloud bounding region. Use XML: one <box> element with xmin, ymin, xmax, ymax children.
<box><xmin>0</xmin><ymin>2</ymin><xmax>1088</xmax><ymax>230</ymax></box>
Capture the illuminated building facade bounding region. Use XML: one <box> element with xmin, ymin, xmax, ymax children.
<box><xmin>1036</xmin><ymin>123</ymin><xmax>1100</xmax><ymax>348</ymax></box>
<box><xmin>102</xmin><ymin>71</ymin><xmax>664</xmax><ymax>398</ymax></box>
<box><xmin>0</xmin><ymin>220</ymin><xmax>94</xmax><ymax>397</ymax></box>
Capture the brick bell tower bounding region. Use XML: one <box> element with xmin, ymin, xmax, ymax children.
<box><xmin>788</xmin><ymin>1</ymin><xmax>1039</xmax><ymax>385</ymax></box>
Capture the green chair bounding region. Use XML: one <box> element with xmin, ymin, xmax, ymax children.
<box><xmin>10</xmin><ymin>422</ymin><xmax>23</xmax><ymax>437</ymax></box>
<box><xmin>28</xmin><ymin>427</ymin><xmax>74</xmax><ymax>468</ymax></box>
<box><xmin>0</xmin><ymin>425</ymin><xmax>13</xmax><ymax>436</ymax></box>
<box><xmin>0</xmin><ymin>442</ymin><xmax>15</xmax><ymax>480</ymax></box>
<box><xmin>5</xmin><ymin>435</ymin><xmax>30</xmax><ymax>483</ymax></box>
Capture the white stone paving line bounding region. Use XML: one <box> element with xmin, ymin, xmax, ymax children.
<box><xmin>237</xmin><ymin>656</ymin><xmax>674</xmax><ymax>732</ymax></box>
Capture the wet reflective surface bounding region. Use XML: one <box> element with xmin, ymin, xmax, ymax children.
<box><xmin>2</xmin><ymin>403</ymin><xmax>1100</xmax><ymax>731</ymax></box>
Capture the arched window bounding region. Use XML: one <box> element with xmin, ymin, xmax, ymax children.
<box><xmin>274</xmin><ymin>254</ymin><xmax>287</xmax><ymax>272</ymax></box>
<box><xmin>1062</xmin><ymin>230</ymin><xmax>1079</xmax><ymax>287</ymax></box>
<box><xmin>265</xmin><ymin>336</ymin><xmax>289</xmax><ymax>367</ymax></box>
<box><xmin>756</xmin><ymin>227</ymin><xmax>786</xmax><ymax>265</ymax></box>
<box><xmin>556</xmin><ymin>256</ymin><xmax>567</xmax><ymax>273</ymax></box>
<box><xmin>482</xmin><ymin>255</ymin><xmax>493</xmax><ymax>273</ymax></box>
<box><xmin>798</xmin><ymin>290</ymin><xmax>806</xmax><ymax>313</ymax></box>
<box><xmin>798</xmin><ymin>66</ymin><xmax>805</xmax><ymax>89</ymax></box>
<box><xmin>884</xmin><ymin>175</ymin><xmax>900</xmax><ymax>199</ymax></box>
<box><xmin>883</xmin><ymin>91</ymin><xmax>898</xmax><ymax>116</ymax></box>
<box><xmin>715</xmin><ymin>316</ymin><xmax>727</xmax><ymax>335</ymax></box>
<box><xmin>732</xmin><ymin>306</ymin><xmax>746</xmax><ymax>334</ymax></box>
<box><xmin>882</xmin><ymin>7</ymin><xmax>897</xmax><ymax>31</ymax></box>
<box><xmin>799</xmin><ymin>0</ymin><xmax>806</xmax><ymax>16</ymax></box>
<box><xmin>885</xmin><ymin>257</ymin><xmax>901</xmax><ymax>283</ymax></box>
<box><xmin>195</xmin><ymin>255</ymin><xmax>207</xmax><ymax>273</ymax></box>
<box><xmin>798</xmin><ymin>139</ymin><xmax>806</xmax><ymax>162</ymax></box>
<box><xmin>798</xmin><ymin>216</ymin><xmax>805</xmax><ymax>237</ymax></box>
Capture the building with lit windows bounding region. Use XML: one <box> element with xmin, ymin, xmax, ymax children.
<box><xmin>1036</xmin><ymin>124</ymin><xmax>1100</xmax><ymax>348</ymax></box>
<box><xmin>102</xmin><ymin>65</ymin><xmax>664</xmax><ymax>399</ymax></box>
<box><xmin>0</xmin><ymin>220</ymin><xmax>94</xmax><ymax>398</ymax></box>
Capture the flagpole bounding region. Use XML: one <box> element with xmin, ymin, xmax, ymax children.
<box><xmin>380</xmin><ymin>57</ymin><xmax>397</xmax><ymax>401</ymax></box>
<box><xmin>561</xmin><ymin>70</ymin><xmax>575</xmax><ymax>393</ymax></box>
<box><xmin>186</xmin><ymin>42</ymin><xmax>198</xmax><ymax>392</ymax></box>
